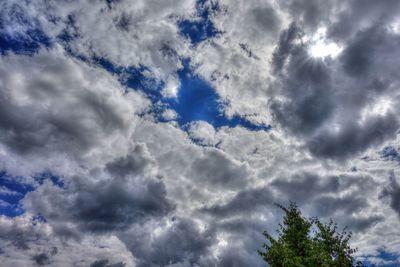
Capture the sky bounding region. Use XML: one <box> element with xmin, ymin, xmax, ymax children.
<box><xmin>0</xmin><ymin>0</ymin><xmax>400</xmax><ymax>266</ymax></box>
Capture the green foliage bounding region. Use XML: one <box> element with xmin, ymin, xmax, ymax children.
<box><xmin>258</xmin><ymin>202</ymin><xmax>365</xmax><ymax>267</ymax></box>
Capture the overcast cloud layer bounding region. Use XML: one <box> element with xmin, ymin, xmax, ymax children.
<box><xmin>0</xmin><ymin>0</ymin><xmax>400</xmax><ymax>266</ymax></box>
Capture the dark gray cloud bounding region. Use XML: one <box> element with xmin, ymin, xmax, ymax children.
<box><xmin>0</xmin><ymin>49</ymin><xmax>138</xmax><ymax>159</ymax></box>
<box><xmin>218</xmin><ymin>250</ymin><xmax>259</xmax><ymax>267</ymax></box>
<box><xmin>122</xmin><ymin>217</ymin><xmax>216</xmax><ymax>267</ymax></box>
<box><xmin>217</xmin><ymin>243</ymin><xmax>265</xmax><ymax>267</ymax></box>
<box><xmin>279</xmin><ymin>0</ymin><xmax>400</xmax><ymax>39</ymax></box>
<box><xmin>311</xmin><ymin>20</ymin><xmax>400</xmax><ymax>159</ymax></box>
<box><xmin>32</xmin><ymin>253</ymin><xmax>50</xmax><ymax>265</ymax></box>
<box><xmin>329</xmin><ymin>0</ymin><xmax>400</xmax><ymax>40</ymax></box>
<box><xmin>279</xmin><ymin>0</ymin><xmax>335</xmax><ymax>31</ymax></box>
<box><xmin>249</xmin><ymin>4</ymin><xmax>281</xmax><ymax>35</ymax></box>
<box><xmin>340</xmin><ymin>23</ymin><xmax>400</xmax><ymax>77</ymax></box>
<box><xmin>272</xmin><ymin>172</ymin><xmax>383</xmax><ymax>232</ymax></box>
<box><xmin>201</xmin><ymin>173</ymin><xmax>339</xmax><ymax>219</ymax></box>
<box><xmin>271</xmin><ymin>173</ymin><xmax>340</xmax><ymax>203</ymax></box>
<box><xmin>271</xmin><ymin>23</ymin><xmax>335</xmax><ymax>136</ymax></box>
<box><xmin>25</xmin><ymin>175</ymin><xmax>174</xmax><ymax>235</ymax></box>
<box><xmin>209</xmin><ymin>218</ymin><xmax>280</xmax><ymax>267</ymax></box>
<box><xmin>73</xmin><ymin>179</ymin><xmax>172</xmax><ymax>233</ymax></box>
<box><xmin>189</xmin><ymin>149</ymin><xmax>250</xmax><ymax>189</ymax></box>
<box><xmin>307</xmin><ymin>114</ymin><xmax>399</xmax><ymax>159</ymax></box>
<box><xmin>313</xmin><ymin>195</ymin><xmax>367</xmax><ymax>217</ymax></box>
<box><xmin>272</xmin><ymin>22</ymin><xmax>304</xmax><ymax>73</ymax></box>
<box><xmin>90</xmin><ymin>259</ymin><xmax>126</xmax><ymax>267</ymax></box>
<box><xmin>105</xmin><ymin>143</ymin><xmax>153</xmax><ymax>177</ymax></box>
<box><xmin>381</xmin><ymin>172</ymin><xmax>400</xmax><ymax>217</ymax></box>
<box><xmin>200</xmin><ymin>186</ymin><xmax>273</xmax><ymax>218</ymax></box>
<box><xmin>114</xmin><ymin>12</ymin><xmax>132</xmax><ymax>32</ymax></box>
<box><xmin>202</xmin><ymin>171</ymin><xmax>381</xmax><ymax>233</ymax></box>
<box><xmin>0</xmin><ymin>216</ymin><xmax>51</xmax><ymax>251</ymax></box>
<box><xmin>270</xmin><ymin>21</ymin><xmax>400</xmax><ymax>160</ymax></box>
<box><xmin>32</xmin><ymin>247</ymin><xmax>58</xmax><ymax>265</ymax></box>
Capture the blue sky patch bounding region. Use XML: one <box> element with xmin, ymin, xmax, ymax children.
<box><xmin>0</xmin><ymin>5</ymin><xmax>51</xmax><ymax>55</ymax></box>
<box><xmin>165</xmin><ymin>59</ymin><xmax>271</xmax><ymax>131</ymax></box>
<box><xmin>0</xmin><ymin>171</ymin><xmax>34</xmax><ymax>217</ymax></box>
<box><xmin>0</xmin><ymin>28</ymin><xmax>51</xmax><ymax>55</ymax></box>
<box><xmin>382</xmin><ymin>146</ymin><xmax>399</xmax><ymax>161</ymax></box>
<box><xmin>361</xmin><ymin>250</ymin><xmax>400</xmax><ymax>267</ymax></box>
<box><xmin>178</xmin><ymin>0</ymin><xmax>221</xmax><ymax>45</ymax></box>
<box><xmin>34</xmin><ymin>172</ymin><xmax>64</xmax><ymax>188</ymax></box>
<box><xmin>56</xmin><ymin>14</ymin><xmax>82</xmax><ymax>58</ymax></box>
<box><xmin>123</xmin><ymin>66</ymin><xmax>165</xmax><ymax>102</ymax></box>
<box><xmin>93</xmin><ymin>56</ymin><xmax>164</xmax><ymax>101</ymax></box>
<box><xmin>0</xmin><ymin>170</ymin><xmax>63</xmax><ymax>217</ymax></box>
<box><xmin>93</xmin><ymin>56</ymin><xmax>270</xmax><ymax>134</ymax></box>
<box><xmin>51</xmin><ymin>12</ymin><xmax>269</xmax><ymax>136</ymax></box>
<box><xmin>377</xmin><ymin>250</ymin><xmax>400</xmax><ymax>266</ymax></box>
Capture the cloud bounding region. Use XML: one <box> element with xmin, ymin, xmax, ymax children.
<box><xmin>0</xmin><ymin>47</ymin><xmax>144</xmax><ymax>162</ymax></box>
<box><xmin>201</xmin><ymin>171</ymin><xmax>384</xmax><ymax>234</ymax></box>
<box><xmin>0</xmin><ymin>213</ymin><xmax>135</xmax><ymax>266</ymax></box>
<box><xmin>307</xmin><ymin>113</ymin><xmax>399</xmax><ymax>159</ymax></box>
<box><xmin>120</xmin><ymin>217</ymin><xmax>216</xmax><ymax>267</ymax></box>
<box><xmin>186</xmin><ymin>121</ymin><xmax>217</xmax><ymax>146</ymax></box>
<box><xmin>381</xmin><ymin>172</ymin><xmax>400</xmax><ymax>217</ymax></box>
<box><xmin>269</xmin><ymin>21</ymin><xmax>400</xmax><ymax>160</ymax></box>
<box><xmin>278</xmin><ymin>0</ymin><xmax>334</xmax><ymax>31</ymax></box>
<box><xmin>189</xmin><ymin>149</ymin><xmax>251</xmax><ymax>189</ymax></box>
<box><xmin>200</xmin><ymin>185</ymin><xmax>274</xmax><ymax>219</ymax></box>
<box><xmin>25</xmin><ymin>173</ymin><xmax>174</xmax><ymax>236</ymax></box>
<box><xmin>0</xmin><ymin>2</ymin><xmax>51</xmax><ymax>55</ymax></box>
<box><xmin>33</xmin><ymin>253</ymin><xmax>51</xmax><ymax>266</ymax></box>
<box><xmin>105</xmin><ymin>143</ymin><xmax>155</xmax><ymax>177</ymax></box>
<box><xmin>329</xmin><ymin>0</ymin><xmax>400</xmax><ymax>40</ymax></box>
<box><xmin>90</xmin><ymin>259</ymin><xmax>126</xmax><ymax>267</ymax></box>
<box><xmin>0</xmin><ymin>214</ymin><xmax>52</xmax><ymax>250</ymax></box>
<box><xmin>43</xmin><ymin>0</ymin><xmax>194</xmax><ymax>85</ymax></box>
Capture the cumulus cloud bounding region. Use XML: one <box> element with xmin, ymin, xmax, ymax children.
<box><xmin>0</xmin><ymin>214</ymin><xmax>135</xmax><ymax>266</ymax></box>
<box><xmin>25</xmin><ymin>176</ymin><xmax>174</xmax><ymax>236</ymax></box>
<box><xmin>381</xmin><ymin>172</ymin><xmax>400</xmax><ymax>217</ymax></box>
<box><xmin>0</xmin><ymin>47</ymin><xmax>145</xmax><ymax>161</ymax></box>
<box><xmin>186</xmin><ymin>121</ymin><xmax>217</xmax><ymax>146</ymax></box>
<box><xmin>120</xmin><ymin>217</ymin><xmax>216</xmax><ymax>266</ymax></box>
<box><xmin>90</xmin><ymin>259</ymin><xmax>126</xmax><ymax>267</ymax></box>
<box><xmin>269</xmin><ymin>21</ymin><xmax>400</xmax><ymax>160</ymax></box>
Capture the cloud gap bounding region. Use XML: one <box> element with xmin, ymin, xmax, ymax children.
<box><xmin>178</xmin><ymin>0</ymin><xmax>222</xmax><ymax>45</ymax></box>
<box><xmin>0</xmin><ymin>170</ymin><xmax>63</xmax><ymax>217</ymax></box>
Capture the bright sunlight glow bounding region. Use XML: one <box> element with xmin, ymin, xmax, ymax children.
<box><xmin>310</xmin><ymin>42</ymin><xmax>342</xmax><ymax>58</ymax></box>
<box><xmin>308</xmin><ymin>28</ymin><xmax>342</xmax><ymax>59</ymax></box>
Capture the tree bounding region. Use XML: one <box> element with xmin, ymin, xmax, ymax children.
<box><xmin>258</xmin><ymin>202</ymin><xmax>366</xmax><ymax>267</ymax></box>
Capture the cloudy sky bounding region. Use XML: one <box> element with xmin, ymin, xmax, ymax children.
<box><xmin>0</xmin><ymin>0</ymin><xmax>400</xmax><ymax>266</ymax></box>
